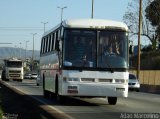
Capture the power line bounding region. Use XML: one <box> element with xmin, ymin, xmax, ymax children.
<box><xmin>0</xmin><ymin>27</ymin><xmax>43</xmax><ymax>31</ymax></box>
<box><xmin>0</xmin><ymin>27</ymin><xmax>43</xmax><ymax>28</ymax></box>
<box><xmin>0</xmin><ymin>43</ymin><xmax>12</xmax><ymax>44</ymax></box>
<box><xmin>0</xmin><ymin>27</ymin><xmax>51</xmax><ymax>31</ymax></box>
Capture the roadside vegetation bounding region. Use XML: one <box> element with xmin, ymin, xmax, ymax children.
<box><xmin>130</xmin><ymin>50</ymin><xmax>160</xmax><ymax>70</ymax></box>
<box><xmin>0</xmin><ymin>89</ymin><xmax>3</xmax><ymax>119</ymax></box>
<box><xmin>124</xmin><ymin>0</ymin><xmax>160</xmax><ymax>70</ymax></box>
<box><xmin>123</xmin><ymin>0</ymin><xmax>160</xmax><ymax>51</ymax></box>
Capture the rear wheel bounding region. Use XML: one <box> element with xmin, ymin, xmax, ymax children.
<box><xmin>43</xmin><ymin>74</ymin><xmax>49</xmax><ymax>98</ymax></box>
<box><xmin>55</xmin><ymin>76</ymin><xmax>66</xmax><ymax>104</ymax></box>
<box><xmin>108</xmin><ymin>97</ymin><xmax>117</xmax><ymax>105</ymax></box>
<box><xmin>57</xmin><ymin>94</ymin><xmax>66</xmax><ymax>104</ymax></box>
<box><xmin>44</xmin><ymin>90</ymin><xmax>50</xmax><ymax>98</ymax></box>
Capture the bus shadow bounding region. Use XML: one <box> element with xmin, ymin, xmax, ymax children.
<box><xmin>33</xmin><ymin>95</ymin><xmax>109</xmax><ymax>106</ymax></box>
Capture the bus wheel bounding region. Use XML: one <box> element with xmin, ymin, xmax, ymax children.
<box><xmin>5</xmin><ymin>78</ymin><xmax>9</xmax><ymax>81</ymax></box>
<box><xmin>43</xmin><ymin>74</ymin><xmax>49</xmax><ymax>98</ymax></box>
<box><xmin>55</xmin><ymin>76</ymin><xmax>66</xmax><ymax>104</ymax></box>
<box><xmin>44</xmin><ymin>90</ymin><xmax>50</xmax><ymax>98</ymax></box>
<box><xmin>57</xmin><ymin>94</ymin><xmax>66</xmax><ymax>104</ymax></box>
<box><xmin>108</xmin><ymin>97</ymin><xmax>117</xmax><ymax>105</ymax></box>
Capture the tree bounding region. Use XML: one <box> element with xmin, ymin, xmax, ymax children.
<box><xmin>145</xmin><ymin>0</ymin><xmax>160</xmax><ymax>47</ymax></box>
<box><xmin>123</xmin><ymin>0</ymin><xmax>158</xmax><ymax>50</ymax></box>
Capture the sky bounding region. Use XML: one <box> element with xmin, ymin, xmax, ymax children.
<box><xmin>0</xmin><ymin>0</ymin><xmax>129</xmax><ymax>51</ymax></box>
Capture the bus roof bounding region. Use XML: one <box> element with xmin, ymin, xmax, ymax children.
<box><xmin>43</xmin><ymin>19</ymin><xmax>128</xmax><ymax>37</ymax></box>
<box><xmin>63</xmin><ymin>19</ymin><xmax>128</xmax><ymax>30</ymax></box>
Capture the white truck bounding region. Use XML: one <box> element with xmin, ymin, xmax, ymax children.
<box><xmin>2</xmin><ymin>58</ymin><xmax>24</xmax><ymax>82</ymax></box>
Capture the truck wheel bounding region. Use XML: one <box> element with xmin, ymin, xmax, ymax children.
<box><xmin>2</xmin><ymin>71</ymin><xmax>6</xmax><ymax>81</ymax></box>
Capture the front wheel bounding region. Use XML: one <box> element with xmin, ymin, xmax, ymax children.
<box><xmin>43</xmin><ymin>74</ymin><xmax>49</xmax><ymax>98</ymax></box>
<box><xmin>108</xmin><ymin>97</ymin><xmax>117</xmax><ymax>105</ymax></box>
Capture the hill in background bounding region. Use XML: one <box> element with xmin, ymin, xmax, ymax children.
<box><xmin>0</xmin><ymin>47</ymin><xmax>40</xmax><ymax>60</ymax></box>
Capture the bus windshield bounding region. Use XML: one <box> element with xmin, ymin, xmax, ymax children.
<box><xmin>63</xmin><ymin>29</ymin><xmax>128</xmax><ymax>70</ymax></box>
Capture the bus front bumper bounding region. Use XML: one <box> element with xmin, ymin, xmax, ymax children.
<box><xmin>61</xmin><ymin>82</ymin><xmax>128</xmax><ymax>98</ymax></box>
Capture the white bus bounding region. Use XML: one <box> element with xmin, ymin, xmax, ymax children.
<box><xmin>40</xmin><ymin>19</ymin><xmax>129</xmax><ymax>105</ymax></box>
<box><xmin>2</xmin><ymin>58</ymin><xmax>24</xmax><ymax>82</ymax></box>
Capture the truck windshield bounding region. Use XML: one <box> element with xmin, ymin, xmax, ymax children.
<box><xmin>6</xmin><ymin>61</ymin><xmax>22</xmax><ymax>68</ymax></box>
<box><xmin>63</xmin><ymin>29</ymin><xmax>128</xmax><ymax>70</ymax></box>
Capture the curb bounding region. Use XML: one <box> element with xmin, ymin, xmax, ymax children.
<box><xmin>0</xmin><ymin>80</ymin><xmax>74</xmax><ymax>119</ymax></box>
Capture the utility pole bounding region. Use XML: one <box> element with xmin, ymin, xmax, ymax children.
<box><xmin>19</xmin><ymin>42</ymin><xmax>22</xmax><ymax>59</ymax></box>
<box><xmin>41</xmin><ymin>22</ymin><xmax>48</xmax><ymax>33</ymax></box>
<box><xmin>31</xmin><ymin>33</ymin><xmax>37</xmax><ymax>71</ymax></box>
<box><xmin>137</xmin><ymin>0</ymin><xmax>142</xmax><ymax>79</ymax></box>
<box><xmin>57</xmin><ymin>6</ymin><xmax>67</xmax><ymax>22</ymax></box>
<box><xmin>25</xmin><ymin>40</ymin><xmax>29</xmax><ymax>60</ymax></box>
<box><xmin>91</xmin><ymin>0</ymin><xmax>94</xmax><ymax>19</ymax></box>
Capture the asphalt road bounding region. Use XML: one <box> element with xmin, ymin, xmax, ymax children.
<box><xmin>1</xmin><ymin>79</ymin><xmax>160</xmax><ymax>119</ymax></box>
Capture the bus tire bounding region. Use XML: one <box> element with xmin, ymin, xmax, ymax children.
<box><xmin>5</xmin><ymin>78</ymin><xmax>9</xmax><ymax>81</ymax></box>
<box><xmin>57</xmin><ymin>95</ymin><xmax>66</xmax><ymax>104</ymax></box>
<box><xmin>43</xmin><ymin>74</ymin><xmax>49</xmax><ymax>98</ymax></box>
<box><xmin>55</xmin><ymin>75</ymin><xmax>66</xmax><ymax>104</ymax></box>
<box><xmin>55</xmin><ymin>75</ymin><xmax>58</xmax><ymax>95</ymax></box>
<box><xmin>42</xmin><ymin>74</ymin><xmax>45</xmax><ymax>91</ymax></box>
<box><xmin>108</xmin><ymin>97</ymin><xmax>117</xmax><ymax>105</ymax></box>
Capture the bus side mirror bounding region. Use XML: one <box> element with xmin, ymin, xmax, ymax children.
<box><xmin>129</xmin><ymin>45</ymin><xmax>134</xmax><ymax>54</ymax></box>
